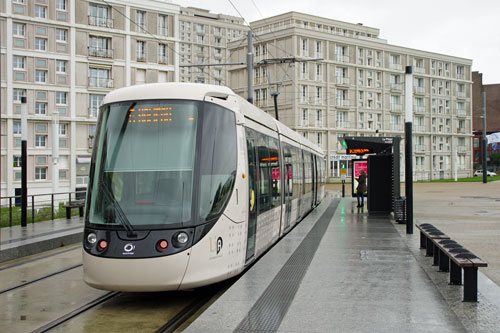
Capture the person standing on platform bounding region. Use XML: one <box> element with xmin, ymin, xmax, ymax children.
<box><xmin>356</xmin><ymin>169</ymin><xmax>367</xmax><ymax>208</ymax></box>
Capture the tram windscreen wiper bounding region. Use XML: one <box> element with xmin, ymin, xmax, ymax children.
<box><xmin>99</xmin><ymin>181</ymin><xmax>137</xmax><ymax>237</ymax></box>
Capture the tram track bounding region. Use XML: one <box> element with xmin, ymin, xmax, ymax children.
<box><xmin>0</xmin><ymin>245</ymin><xmax>81</xmax><ymax>271</ymax></box>
<box><xmin>31</xmin><ymin>291</ymin><xmax>121</xmax><ymax>333</ymax></box>
<box><xmin>0</xmin><ymin>263</ymin><xmax>82</xmax><ymax>295</ymax></box>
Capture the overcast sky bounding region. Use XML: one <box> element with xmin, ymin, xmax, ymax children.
<box><xmin>173</xmin><ymin>0</ymin><xmax>500</xmax><ymax>84</ymax></box>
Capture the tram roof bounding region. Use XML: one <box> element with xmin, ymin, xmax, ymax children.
<box><xmin>103</xmin><ymin>82</ymin><xmax>235</xmax><ymax>105</ymax></box>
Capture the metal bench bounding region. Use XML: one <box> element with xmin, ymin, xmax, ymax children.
<box><xmin>62</xmin><ymin>200</ymin><xmax>85</xmax><ymax>219</ymax></box>
<box><xmin>416</xmin><ymin>223</ymin><xmax>488</xmax><ymax>302</ymax></box>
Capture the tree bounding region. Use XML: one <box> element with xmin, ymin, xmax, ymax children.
<box><xmin>490</xmin><ymin>152</ymin><xmax>500</xmax><ymax>170</ymax></box>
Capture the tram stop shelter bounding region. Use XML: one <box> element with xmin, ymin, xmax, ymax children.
<box><xmin>343</xmin><ymin>136</ymin><xmax>401</xmax><ymax>215</ymax></box>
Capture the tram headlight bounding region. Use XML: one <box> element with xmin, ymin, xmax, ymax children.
<box><xmin>176</xmin><ymin>232</ymin><xmax>189</xmax><ymax>245</ymax></box>
<box><xmin>87</xmin><ymin>233</ymin><xmax>97</xmax><ymax>245</ymax></box>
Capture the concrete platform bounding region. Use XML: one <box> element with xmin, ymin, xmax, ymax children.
<box><xmin>0</xmin><ymin>216</ymin><xmax>84</xmax><ymax>263</ymax></box>
<box><xmin>186</xmin><ymin>192</ymin><xmax>500</xmax><ymax>332</ymax></box>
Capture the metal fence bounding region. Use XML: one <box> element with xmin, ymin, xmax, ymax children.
<box><xmin>0</xmin><ymin>190</ymin><xmax>86</xmax><ymax>228</ymax></box>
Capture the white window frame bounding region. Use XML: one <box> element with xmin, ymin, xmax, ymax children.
<box><xmin>35</xmin><ymin>102</ymin><xmax>47</xmax><ymax>115</ymax></box>
<box><xmin>13</xmin><ymin>23</ymin><xmax>26</xmax><ymax>37</ymax></box>
<box><xmin>35</xmin><ymin>38</ymin><xmax>47</xmax><ymax>51</ymax></box>
<box><xmin>56</xmin><ymin>29</ymin><xmax>67</xmax><ymax>42</ymax></box>
<box><xmin>13</xmin><ymin>55</ymin><xmax>25</xmax><ymax>70</ymax></box>
<box><xmin>56</xmin><ymin>91</ymin><xmax>67</xmax><ymax>105</ymax></box>
<box><xmin>35</xmin><ymin>70</ymin><xmax>47</xmax><ymax>83</ymax></box>
<box><xmin>35</xmin><ymin>5</ymin><xmax>47</xmax><ymax>19</ymax></box>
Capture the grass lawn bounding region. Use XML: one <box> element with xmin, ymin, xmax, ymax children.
<box><xmin>0</xmin><ymin>202</ymin><xmax>81</xmax><ymax>228</ymax></box>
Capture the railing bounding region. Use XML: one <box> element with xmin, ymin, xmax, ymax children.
<box><xmin>414</xmin><ymin>66</ymin><xmax>425</xmax><ymax>74</ymax></box>
<box><xmin>89</xmin><ymin>77</ymin><xmax>113</xmax><ymax>88</ymax></box>
<box><xmin>88</xmin><ymin>16</ymin><xmax>113</xmax><ymax>28</ymax></box>
<box><xmin>158</xmin><ymin>56</ymin><xmax>168</xmax><ymax>64</ymax></box>
<box><xmin>0</xmin><ymin>190</ymin><xmax>87</xmax><ymax>228</ymax></box>
<box><xmin>414</xmin><ymin>124</ymin><xmax>425</xmax><ymax>132</ymax></box>
<box><xmin>457</xmin><ymin>91</ymin><xmax>466</xmax><ymax>98</ymax></box>
<box><xmin>414</xmin><ymin>86</ymin><xmax>425</xmax><ymax>95</ymax></box>
<box><xmin>336</xmin><ymin>121</ymin><xmax>350</xmax><ymax>129</ymax></box>
<box><xmin>457</xmin><ymin>145</ymin><xmax>467</xmax><ymax>153</ymax></box>
<box><xmin>456</xmin><ymin>109</ymin><xmax>466</xmax><ymax>117</ymax></box>
<box><xmin>336</xmin><ymin>99</ymin><xmax>349</xmax><ymax>108</ymax></box>
<box><xmin>390</xmin><ymin>103</ymin><xmax>403</xmax><ymax>112</ymax></box>
<box><xmin>414</xmin><ymin>105</ymin><xmax>425</xmax><ymax>113</ymax></box>
<box><xmin>415</xmin><ymin>144</ymin><xmax>425</xmax><ymax>152</ymax></box>
<box><xmin>390</xmin><ymin>123</ymin><xmax>403</xmax><ymax>131</ymax></box>
<box><xmin>389</xmin><ymin>63</ymin><xmax>402</xmax><ymax>71</ymax></box>
<box><xmin>336</xmin><ymin>76</ymin><xmax>349</xmax><ymax>85</ymax></box>
<box><xmin>335</xmin><ymin>54</ymin><xmax>350</xmax><ymax>63</ymax></box>
<box><xmin>88</xmin><ymin>46</ymin><xmax>113</xmax><ymax>58</ymax></box>
<box><xmin>390</xmin><ymin>83</ymin><xmax>402</xmax><ymax>91</ymax></box>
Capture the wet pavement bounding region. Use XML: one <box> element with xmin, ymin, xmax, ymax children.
<box><xmin>1</xmin><ymin>182</ymin><xmax>499</xmax><ymax>332</ymax></box>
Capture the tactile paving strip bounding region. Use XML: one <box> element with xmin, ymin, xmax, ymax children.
<box><xmin>234</xmin><ymin>199</ymin><xmax>340</xmax><ymax>332</ymax></box>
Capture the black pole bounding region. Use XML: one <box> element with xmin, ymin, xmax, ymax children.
<box><xmin>404</xmin><ymin>66</ymin><xmax>413</xmax><ymax>234</ymax></box>
<box><xmin>482</xmin><ymin>92</ymin><xmax>487</xmax><ymax>184</ymax></box>
<box><xmin>342</xmin><ymin>179</ymin><xmax>345</xmax><ymax>197</ymax></box>
<box><xmin>273</xmin><ymin>93</ymin><xmax>279</xmax><ymax>121</ymax></box>
<box><xmin>21</xmin><ymin>98</ymin><xmax>28</xmax><ymax>227</ymax></box>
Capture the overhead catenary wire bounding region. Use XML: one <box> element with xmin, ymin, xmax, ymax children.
<box><xmin>102</xmin><ymin>0</ymin><xmax>229</xmax><ymax>84</ymax></box>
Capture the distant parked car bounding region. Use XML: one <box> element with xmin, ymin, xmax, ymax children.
<box><xmin>473</xmin><ymin>170</ymin><xmax>497</xmax><ymax>177</ymax></box>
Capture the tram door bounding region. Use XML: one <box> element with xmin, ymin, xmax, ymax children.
<box><xmin>245</xmin><ymin>135</ymin><xmax>258</xmax><ymax>262</ymax></box>
<box><xmin>283</xmin><ymin>146</ymin><xmax>293</xmax><ymax>231</ymax></box>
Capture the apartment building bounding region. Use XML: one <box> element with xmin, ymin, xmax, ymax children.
<box><xmin>228</xmin><ymin>12</ymin><xmax>473</xmax><ymax>181</ymax></box>
<box><xmin>178</xmin><ymin>7</ymin><xmax>247</xmax><ymax>85</ymax></box>
<box><xmin>1</xmin><ymin>0</ymin><xmax>181</xmax><ymax>199</ymax></box>
<box><xmin>472</xmin><ymin>71</ymin><xmax>500</xmax><ymax>169</ymax></box>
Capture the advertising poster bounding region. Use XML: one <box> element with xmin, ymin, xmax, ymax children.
<box><xmin>351</xmin><ymin>159</ymin><xmax>368</xmax><ymax>197</ymax></box>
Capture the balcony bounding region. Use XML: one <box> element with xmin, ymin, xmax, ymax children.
<box><xmin>335</xmin><ymin>54</ymin><xmax>349</xmax><ymax>63</ymax></box>
<box><xmin>390</xmin><ymin>83</ymin><xmax>402</xmax><ymax>91</ymax></box>
<box><xmin>456</xmin><ymin>73</ymin><xmax>466</xmax><ymax>80</ymax></box>
<box><xmin>88</xmin><ymin>107</ymin><xmax>98</xmax><ymax>118</ymax></box>
<box><xmin>390</xmin><ymin>103</ymin><xmax>403</xmax><ymax>112</ymax></box>
<box><xmin>389</xmin><ymin>63</ymin><xmax>402</xmax><ymax>71</ymax></box>
<box><xmin>414</xmin><ymin>105</ymin><xmax>425</xmax><ymax>113</ymax></box>
<box><xmin>158</xmin><ymin>56</ymin><xmax>168</xmax><ymax>64</ymax></box>
<box><xmin>390</xmin><ymin>123</ymin><xmax>403</xmax><ymax>131</ymax></box>
<box><xmin>457</xmin><ymin>127</ymin><xmax>465</xmax><ymax>134</ymax></box>
<box><xmin>457</xmin><ymin>91</ymin><xmax>466</xmax><ymax>99</ymax></box>
<box><xmin>457</xmin><ymin>145</ymin><xmax>467</xmax><ymax>154</ymax></box>
<box><xmin>414</xmin><ymin>66</ymin><xmax>425</xmax><ymax>74</ymax></box>
<box><xmin>414</xmin><ymin>86</ymin><xmax>425</xmax><ymax>95</ymax></box>
<box><xmin>314</xmin><ymin>98</ymin><xmax>322</xmax><ymax>105</ymax></box>
<box><xmin>336</xmin><ymin>99</ymin><xmax>349</xmax><ymax>108</ymax></box>
<box><xmin>158</xmin><ymin>27</ymin><xmax>167</xmax><ymax>36</ymax></box>
<box><xmin>336</xmin><ymin>121</ymin><xmax>350</xmax><ymax>129</ymax></box>
<box><xmin>136</xmin><ymin>54</ymin><xmax>146</xmax><ymax>62</ymax></box>
<box><xmin>89</xmin><ymin>77</ymin><xmax>113</xmax><ymax>88</ymax></box>
<box><xmin>415</xmin><ymin>145</ymin><xmax>425</xmax><ymax>152</ymax></box>
<box><xmin>456</xmin><ymin>109</ymin><xmax>466</xmax><ymax>117</ymax></box>
<box><xmin>88</xmin><ymin>46</ymin><xmax>113</xmax><ymax>58</ymax></box>
<box><xmin>336</xmin><ymin>76</ymin><xmax>349</xmax><ymax>85</ymax></box>
<box><xmin>414</xmin><ymin>124</ymin><xmax>425</xmax><ymax>132</ymax></box>
<box><xmin>88</xmin><ymin>16</ymin><xmax>113</xmax><ymax>28</ymax></box>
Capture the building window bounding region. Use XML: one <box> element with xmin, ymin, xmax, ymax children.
<box><xmin>13</xmin><ymin>89</ymin><xmax>26</xmax><ymax>103</ymax></box>
<box><xmin>35</xmin><ymin>135</ymin><xmax>47</xmax><ymax>147</ymax></box>
<box><xmin>56</xmin><ymin>60</ymin><xmax>67</xmax><ymax>73</ymax></box>
<box><xmin>35</xmin><ymin>70</ymin><xmax>47</xmax><ymax>83</ymax></box>
<box><xmin>35</xmin><ymin>167</ymin><xmax>48</xmax><ymax>180</ymax></box>
<box><xmin>56</xmin><ymin>92</ymin><xmax>67</xmax><ymax>105</ymax></box>
<box><xmin>88</xmin><ymin>3</ymin><xmax>112</xmax><ymax>28</ymax></box>
<box><xmin>136</xmin><ymin>10</ymin><xmax>146</xmax><ymax>33</ymax></box>
<box><xmin>56</xmin><ymin>0</ymin><xmax>67</xmax><ymax>11</ymax></box>
<box><xmin>35</xmin><ymin>5</ymin><xmax>47</xmax><ymax>18</ymax></box>
<box><xmin>89</xmin><ymin>94</ymin><xmax>104</xmax><ymax>117</ymax></box>
<box><xmin>158</xmin><ymin>44</ymin><xmax>168</xmax><ymax>64</ymax></box>
<box><xmin>136</xmin><ymin>41</ymin><xmax>146</xmax><ymax>61</ymax></box>
<box><xmin>59</xmin><ymin>123</ymin><xmax>67</xmax><ymax>136</ymax></box>
<box><xmin>14</xmin><ymin>121</ymin><xmax>22</xmax><ymax>135</ymax></box>
<box><xmin>302</xmin><ymin>108</ymin><xmax>309</xmax><ymax>126</ymax></box>
<box><xmin>158</xmin><ymin>14</ymin><xmax>168</xmax><ymax>35</ymax></box>
<box><xmin>13</xmin><ymin>155</ymin><xmax>22</xmax><ymax>168</ymax></box>
<box><xmin>13</xmin><ymin>55</ymin><xmax>25</xmax><ymax>69</ymax></box>
<box><xmin>56</xmin><ymin>29</ymin><xmax>67</xmax><ymax>42</ymax></box>
<box><xmin>35</xmin><ymin>38</ymin><xmax>47</xmax><ymax>51</ymax></box>
<box><xmin>13</xmin><ymin>22</ymin><xmax>26</xmax><ymax>37</ymax></box>
<box><xmin>35</xmin><ymin>102</ymin><xmax>47</xmax><ymax>115</ymax></box>
<box><xmin>89</xmin><ymin>67</ymin><xmax>112</xmax><ymax>88</ymax></box>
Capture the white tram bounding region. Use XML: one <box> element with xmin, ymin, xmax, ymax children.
<box><xmin>83</xmin><ymin>83</ymin><xmax>326</xmax><ymax>291</ymax></box>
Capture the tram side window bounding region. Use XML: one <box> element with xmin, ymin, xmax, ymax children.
<box><xmin>283</xmin><ymin>145</ymin><xmax>293</xmax><ymax>198</ymax></box>
<box><xmin>304</xmin><ymin>151</ymin><xmax>312</xmax><ymax>194</ymax></box>
<box><xmin>291</xmin><ymin>147</ymin><xmax>302</xmax><ymax>199</ymax></box>
<box><xmin>257</xmin><ymin>135</ymin><xmax>272</xmax><ymax>213</ymax></box>
<box><xmin>269</xmin><ymin>137</ymin><xmax>281</xmax><ymax>208</ymax></box>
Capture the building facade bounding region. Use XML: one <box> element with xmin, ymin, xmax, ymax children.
<box><xmin>228</xmin><ymin>12</ymin><xmax>473</xmax><ymax>181</ymax></box>
<box><xmin>178</xmin><ymin>6</ymin><xmax>247</xmax><ymax>85</ymax></box>
<box><xmin>1</xmin><ymin>0</ymin><xmax>244</xmax><ymax>200</ymax></box>
<box><xmin>472</xmin><ymin>71</ymin><xmax>500</xmax><ymax>170</ymax></box>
